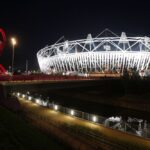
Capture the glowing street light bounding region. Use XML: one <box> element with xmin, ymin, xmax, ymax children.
<box><xmin>11</xmin><ymin>37</ymin><xmax>17</xmax><ymax>74</ymax></box>
<box><xmin>11</xmin><ymin>38</ymin><xmax>16</xmax><ymax>46</ymax></box>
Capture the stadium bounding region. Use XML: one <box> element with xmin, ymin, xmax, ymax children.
<box><xmin>37</xmin><ymin>29</ymin><xmax>150</xmax><ymax>76</ymax></box>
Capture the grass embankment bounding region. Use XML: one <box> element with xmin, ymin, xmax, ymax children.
<box><xmin>0</xmin><ymin>105</ymin><xmax>67</xmax><ymax>150</ymax></box>
<box><xmin>20</xmin><ymin>99</ymin><xmax>150</xmax><ymax>150</ymax></box>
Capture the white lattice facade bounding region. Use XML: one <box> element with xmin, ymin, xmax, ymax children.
<box><xmin>37</xmin><ymin>29</ymin><xmax>150</xmax><ymax>74</ymax></box>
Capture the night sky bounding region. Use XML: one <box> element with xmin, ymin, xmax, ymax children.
<box><xmin>0</xmin><ymin>0</ymin><xmax>150</xmax><ymax>71</ymax></box>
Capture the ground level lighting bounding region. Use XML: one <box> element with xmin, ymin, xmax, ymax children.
<box><xmin>92</xmin><ymin>116</ymin><xmax>97</xmax><ymax>122</ymax></box>
<box><xmin>70</xmin><ymin>110</ymin><xmax>74</xmax><ymax>116</ymax></box>
<box><xmin>54</xmin><ymin>105</ymin><xmax>58</xmax><ymax>110</ymax></box>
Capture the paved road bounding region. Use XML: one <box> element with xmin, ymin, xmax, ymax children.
<box><xmin>19</xmin><ymin>98</ymin><xmax>150</xmax><ymax>150</ymax></box>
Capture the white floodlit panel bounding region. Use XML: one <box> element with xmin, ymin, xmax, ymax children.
<box><xmin>37</xmin><ymin>30</ymin><xmax>150</xmax><ymax>74</ymax></box>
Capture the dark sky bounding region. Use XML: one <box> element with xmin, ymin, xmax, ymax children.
<box><xmin>0</xmin><ymin>0</ymin><xmax>150</xmax><ymax>71</ymax></box>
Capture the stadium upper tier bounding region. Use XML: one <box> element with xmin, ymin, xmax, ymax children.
<box><xmin>37</xmin><ymin>29</ymin><xmax>150</xmax><ymax>74</ymax></box>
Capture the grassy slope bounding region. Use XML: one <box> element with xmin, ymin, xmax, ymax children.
<box><xmin>0</xmin><ymin>105</ymin><xmax>66</xmax><ymax>150</ymax></box>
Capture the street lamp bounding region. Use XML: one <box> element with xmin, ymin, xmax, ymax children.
<box><xmin>11</xmin><ymin>37</ymin><xmax>17</xmax><ymax>74</ymax></box>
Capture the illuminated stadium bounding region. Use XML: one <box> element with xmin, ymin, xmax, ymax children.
<box><xmin>37</xmin><ymin>29</ymin><xmax>150</xmax><ymax>75</ymax></box>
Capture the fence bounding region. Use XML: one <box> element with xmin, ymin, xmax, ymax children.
<box><xmin>24</xmin><ymin>106</ymin><xmax>128</xmax><ymax>150</ymax></box>
<box><xmin>13</xmin><ymin>92</ymin><xmax>150</xmax><ymax>140</ymax></box>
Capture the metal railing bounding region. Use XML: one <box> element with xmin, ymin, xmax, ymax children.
<box><xmin>13</xmin><ymin>92</ymin><xmax>150</xmax><ymax>140</ymax></box>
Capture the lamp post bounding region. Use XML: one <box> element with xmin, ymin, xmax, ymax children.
<box><xmin>11</xmin><ymin>37</ymin><xmax>16</xmax><ymax>74</ymax></box>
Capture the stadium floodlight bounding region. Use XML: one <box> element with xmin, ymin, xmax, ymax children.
<box><xmin>37</xmin><ymin>29</ymin><xmax>150</xmax><ymax>75</ymax></box>
<box><xmin>64</xmin><ymin>40</ymin><xmax>69</xmax><ymax>50</ymax></box>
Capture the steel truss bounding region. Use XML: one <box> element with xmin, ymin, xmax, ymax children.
<box><xmin>37</xmin><ymin>29</ymin><xmax>150</xmax><ymax>74</ymax></box>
